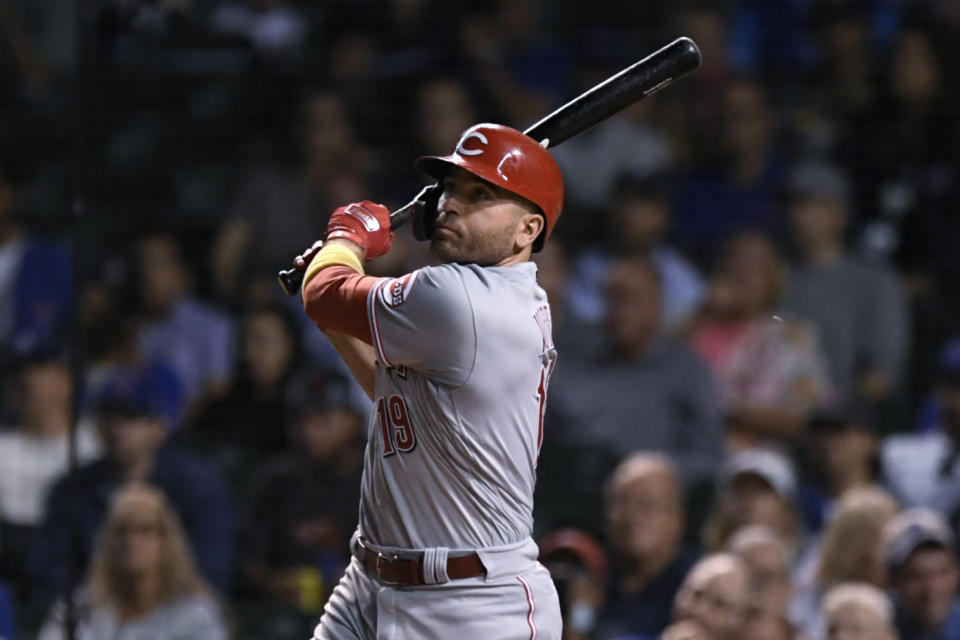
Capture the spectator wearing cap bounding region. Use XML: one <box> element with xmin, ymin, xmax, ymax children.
<box><xmin>702</xmin><ymin>447</ymin><xmax>802</xmax><ymax>554</ymax></box>
<box><xmin>882</xmin><ymin>338</ymin><xmax>960</xmax><ymax>526</ymax></box>
<box><xmin>27</xmin><ymin>368</ymin><xmax>234</xmax><ymax>606</ymax></box>
<box><xmin>688</xmin><ymin>231</ymin><xmax>833</xmax><ymax>450</ymax></box>
<box><xmin>822</xmin><ymin>582</ymin><xmax>898</xmax><ymax>640</ymax></box>
<box><xmin>781</xmin><ymin>159</ymin><xmax>909</xmax><ymax>408</ymax></box>
<box><xmin>791</xmin><ymin>486</ymin><xmax>900</xmax><ymax>640</ymax></box>
<box><xmin>661</xmin><ymin>553</ymin><xmax>751</xmax><ymax>640</ymax></box>
<box><xmin>538</xmin><ymin>529</ymin><xmax>608</xmax><ymax>640</ymax></box>
<box><xmin>883</xmin><ymin>508</ymin><xmax>960</xmax><ymax>639</ymax></box>
<box><xmin>237</xmin><ymin>370</ymin><xmax>363</xmax><ymax>622</ymax></box>
<box><xmin>0</xmin><ymin>351</ymin><xmax>101</xmax><ymax>598</ymax></box>
<box><xmin>799</xmin><ymin>401</ymin><xmax>883</xmax><ymax>533</ymax></box>
<box><xmin>593</xmin><ymin>453</ymin><xmax>696</xmax><ymax>640</ymax></box>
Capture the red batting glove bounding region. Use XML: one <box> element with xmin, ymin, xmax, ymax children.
<box><xmin>325</xmin><ymin>201</ymin><xmax>393</xmax><ymax>260</ymax></box>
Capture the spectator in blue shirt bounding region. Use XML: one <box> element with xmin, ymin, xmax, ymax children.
<box><xmin>0</xmin><ymin>152</ymin><xmax>71</xmax><ymax>392</ymax></box>
<box><xmin>27</xmin><ymin>367</ymin><xmax>234</xmax><ymax>606</ymax></box>
<box><xmin>135</xmin><ymin>231</ymin><xmax>235</xmax><ymax>412</ymax></box>
<box><xmin>0</xmin><ymin>580</ymin><xmax>16</xmax><ymax>640</ymax></box>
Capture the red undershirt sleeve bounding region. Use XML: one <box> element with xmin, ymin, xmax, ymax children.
<box><xmin>302</xmin><ymin>266</ymin><xmax>379</xmax><ymax>344</ymax></box>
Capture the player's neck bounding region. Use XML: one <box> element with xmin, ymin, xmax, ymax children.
<box><xmin>493</xmin><ymin>246</ymin><xmax>533</xmax><ymax>268</ymax></box>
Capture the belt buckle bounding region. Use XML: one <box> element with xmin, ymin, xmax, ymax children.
<box><xmin>375</xmin><ymin>550</ymin><xmax>402</xmax><ymax>586</ymax></box>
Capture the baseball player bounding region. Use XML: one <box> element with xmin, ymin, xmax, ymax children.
<box><xmin>295</xmin><ymin>123</ymin><xmax>564</xmax><ymax>639</ymax></box>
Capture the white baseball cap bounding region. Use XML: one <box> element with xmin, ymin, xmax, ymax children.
<box><xmin>723</xmin><ymin>447</ymin><xmax>797</xmax><ymax>502</ymax></box>
<box><xmin>883</xmin><ymin>508</ymin><xmax>955</xmax><ymax>570</ymax></box>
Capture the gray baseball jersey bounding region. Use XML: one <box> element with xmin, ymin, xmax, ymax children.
<box><xmin>360</xmin><ymin>260</ymin><xmax>557</xmax><ymax>550</ymax></box>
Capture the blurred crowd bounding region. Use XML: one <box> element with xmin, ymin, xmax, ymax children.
<box><xmin>1</xmin><ymin>0</ymin><xmax>960</xmax><ymax>638</ymax></box>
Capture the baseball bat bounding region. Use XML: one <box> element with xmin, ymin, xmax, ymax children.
<box><xmin>278</xmin><ymin>36</ymin><xmax>701</xmax><ymax>296</ymax></box>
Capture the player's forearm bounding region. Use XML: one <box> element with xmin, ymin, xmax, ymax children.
<box><xmin>302</xmin><ymin>240</ymin><xmax>377</xmax><ymax>343</ymax></box>
<box><xmin>324</xmin><ymin>331</ymin><xmax>377</xmax><ymax>400</ymax></box>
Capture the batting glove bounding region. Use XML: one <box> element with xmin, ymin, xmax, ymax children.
<box><xmin>325</xmin><ymin>201</ymin><xmax>393</xmax><ymax>259</ymax></box>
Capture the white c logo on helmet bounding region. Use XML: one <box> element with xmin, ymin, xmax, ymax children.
<box><xmin>456</xmin><ymin>131</ymin><xmax>488</xmax><ymax>156</ymax></box>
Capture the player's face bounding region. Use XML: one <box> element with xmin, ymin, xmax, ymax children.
<box><xmin>432</xmin><ymin>169</ymin><xmax>537</xmax><ymax>266</ymax></box>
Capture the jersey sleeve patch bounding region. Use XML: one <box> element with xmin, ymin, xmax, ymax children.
<box><xmin>379</xmin><ymin>270</ymin><xmax>421</xmax><ymax>308</ymax></box>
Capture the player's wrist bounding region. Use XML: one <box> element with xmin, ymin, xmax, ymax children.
<box><xmin>324</xmin><ymin>237</ymin><xmax>367</xmax><ymax>259</ymax></box>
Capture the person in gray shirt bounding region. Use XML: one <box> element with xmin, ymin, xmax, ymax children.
<box><xmin>781</xmin><ymin>160</ymin><xmax>909</xmax><ymax>406</ymax></box>
<box><xmin>548</xmin><ymin>253</ymin><xmax>723</xmax><ymax>489</ymax></box>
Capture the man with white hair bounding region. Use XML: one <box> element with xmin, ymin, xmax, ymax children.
<box><xmin>823</xmin><ymin>582</ymin><xmax>898</xmax><ymax>640</ymax></box>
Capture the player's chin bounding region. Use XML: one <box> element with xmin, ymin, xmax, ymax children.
<box><xmin>431</xmin><ymin>235</ymin><xmax>462</xmax><ymax>262</ymax></box>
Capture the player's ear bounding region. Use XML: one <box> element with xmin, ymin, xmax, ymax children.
<box><xmin>514</xmin><ymin>211</ymin><xmax>545</xmax><ymax>251</ymax></box>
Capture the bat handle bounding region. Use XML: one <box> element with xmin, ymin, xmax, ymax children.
<box><xmin>276</xmin><ymin>186</ymin><xmax>433</xmax><ymax>297</ymax></box>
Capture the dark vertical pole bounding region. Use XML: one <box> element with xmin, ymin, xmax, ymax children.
<box><xmin>66</xmin><ymin>1</ymin><xmax>91</xmax><ymax>639</ymax></box>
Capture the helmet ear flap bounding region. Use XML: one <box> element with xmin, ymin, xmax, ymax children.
<box><xmin>411</xmin><ymin>183</ymin><xmax>441</xmax><ymax>242</ymax></box>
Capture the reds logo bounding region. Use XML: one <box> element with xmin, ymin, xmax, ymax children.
<box><xmin>379</xmin><ymin>271</ymin><xmax>420</xmax><ymax>307</ymax></box>
<box><xmin>456</xmin><ymin>131</ymin><xmax>488</xmax><ymax>156</ymax></box>
<box><xmin>343</xmin><ymin>203</ymin><xmax>381</xmax><ymax>231</ymax></box>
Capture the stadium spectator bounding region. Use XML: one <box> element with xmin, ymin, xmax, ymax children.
<box><xmin>791</xmin><ymin>486</ymin><xmax>899</xmax><ymax>639</ymax></box>
<box><xmin>211</xmin><ymin>90</ymin><xmax>373</xmax><ymax>303</ymax></box>
<box><xmin>0</xmin><ymin>153</ymin><xmax>71</xmax><ymax>381</ymax></box>
<box><xmin>0</xmin><ymin>350</ymin><xmax>101</xmax><ymax>596</ymax></box>
<box><xmin>135</xmin><ymin>231</ymin><xmax>235</xmax><ymax>412</ymax></box>
<box><xmin>798</xmin><ymin>401</ymin><xmax>884</xmax><ymax>532</ymax></box>
<box><xmin>191</xmin><ymin>303</ymin><xmax>303</xmax><ymax>455</ymax></box>
<box><xmin>566</xmin><ymin>174</ymin><xmax>706</xmax><ymax>330</ymax></box>
<box><xmin>673</xmin><ymin>76</ymin><xmax>787</xmax><ymax>266</ymax></box>
<box><xmin>532</xmin><ymin>239</ymin><xmax>603</xmax><ymax>364</ymax></box>
<box><xmin>28</xmin><ymin>368</ymin><xmax>234</xmax><ymax>605</ymax></box>
<box><xmin>688</xmin><ymin>231</ymin><xmax>832</xmax><ymax>450</ymax></box>
<box><xmin>0</xmin><ymin>577</ymin><xmax>14</xmax><ymax>640</ymax></box>
<box><xmin>208</xmin><ymin>0</ymin><xmax>309</xmax><ymax>61</ymax></box>
<box><xmin>594</xmin><ymin>453</ymin><xmax>696</xmax><ymax>640</ymax></box>
<box><xmin>781</xmin><ymin>159</ymin><xmax>909</xmax><ymax>407</ymax></box>
<box><xmin>238</xmin><ymin>370</ymin><xmax>363</xmax><ymax>617</ymax></box>
<box><xmin>547</xmin><ymin>253</ymin><xmax>722</xmax><ymax>489</ymax></box>
<box><xmin>727</xmin><ymin>525</ymin><xmax>794</xmax><ymax>626</ymax></box>
<box><xmin>459</xmin><ymin>0</ymin><xmax>571</xmax><ymax>127</ymax></box>
<box><xmin>842</xmin><ymin>23</ymin><xmax>957</xmax><ymax>278</ymax></box>
<box><xmin>702</xmin><ymin>447</ymin><xmax>801</xmax><ymax>553</ymax></box>
<box><xmin>822</xmin><ymin>582</ymin><xmax>898</xmax><ymax>640</ymax></box>
<box><xmin>36</xmin><ymin>483</ymin><xmax>227</xmax><ymax>640</ymax></box>
<box><xmin>882</xmin><ymin>338</ymin><xmax>960</xmax><ymax>525</ymax></box>
<box><xmin>538</xmin><ymin>529</ymin><xmax>608</xmax><ymax>640</ymax></box>
<box><xmin>661</xmin><ymin>553</ymin><xmax>750</xmax><ymax>640</ymax></box>
<box><xmin>883</xmin><ymin>508</ymin><xmax>960</xmax><ymax>640</ymax></box>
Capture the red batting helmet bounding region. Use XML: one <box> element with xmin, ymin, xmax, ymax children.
<box><xmin>414</xmin><ymin>123</ymin><xmax>564</xmax><ymax>252</ymax></box>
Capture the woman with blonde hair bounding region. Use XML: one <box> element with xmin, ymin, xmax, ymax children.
<box><xmin>38</xmin><ymin>483</ymin><xmax>228</xmax><ymax>639</ymax></box>
<box><xmin>791</xmin><ymin>485</ymin><xmax>899</xmax><ymax>640</ymax></box>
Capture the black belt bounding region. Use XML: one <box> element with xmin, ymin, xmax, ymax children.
<box><xmin>353</xmin><ymin>538</ymin><xmax>486</xmax><ymax>586</ymax></box>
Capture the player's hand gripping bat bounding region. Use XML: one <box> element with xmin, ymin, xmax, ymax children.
<box><xmin>278</xmin><ymin>36</ymin><xmax>702</xmax><ymax>296</ymax></box>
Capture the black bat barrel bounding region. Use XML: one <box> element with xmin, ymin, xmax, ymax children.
<box><xmin>524</xmin><ymin>37</ymin><xmax>701</xmax><ymax>148</ymax></box>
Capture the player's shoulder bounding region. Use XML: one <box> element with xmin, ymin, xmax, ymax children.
<box><xmin>373</xmin><ymin>264</ymin><xmax>465</xmax><ymax>309</ymax></box>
